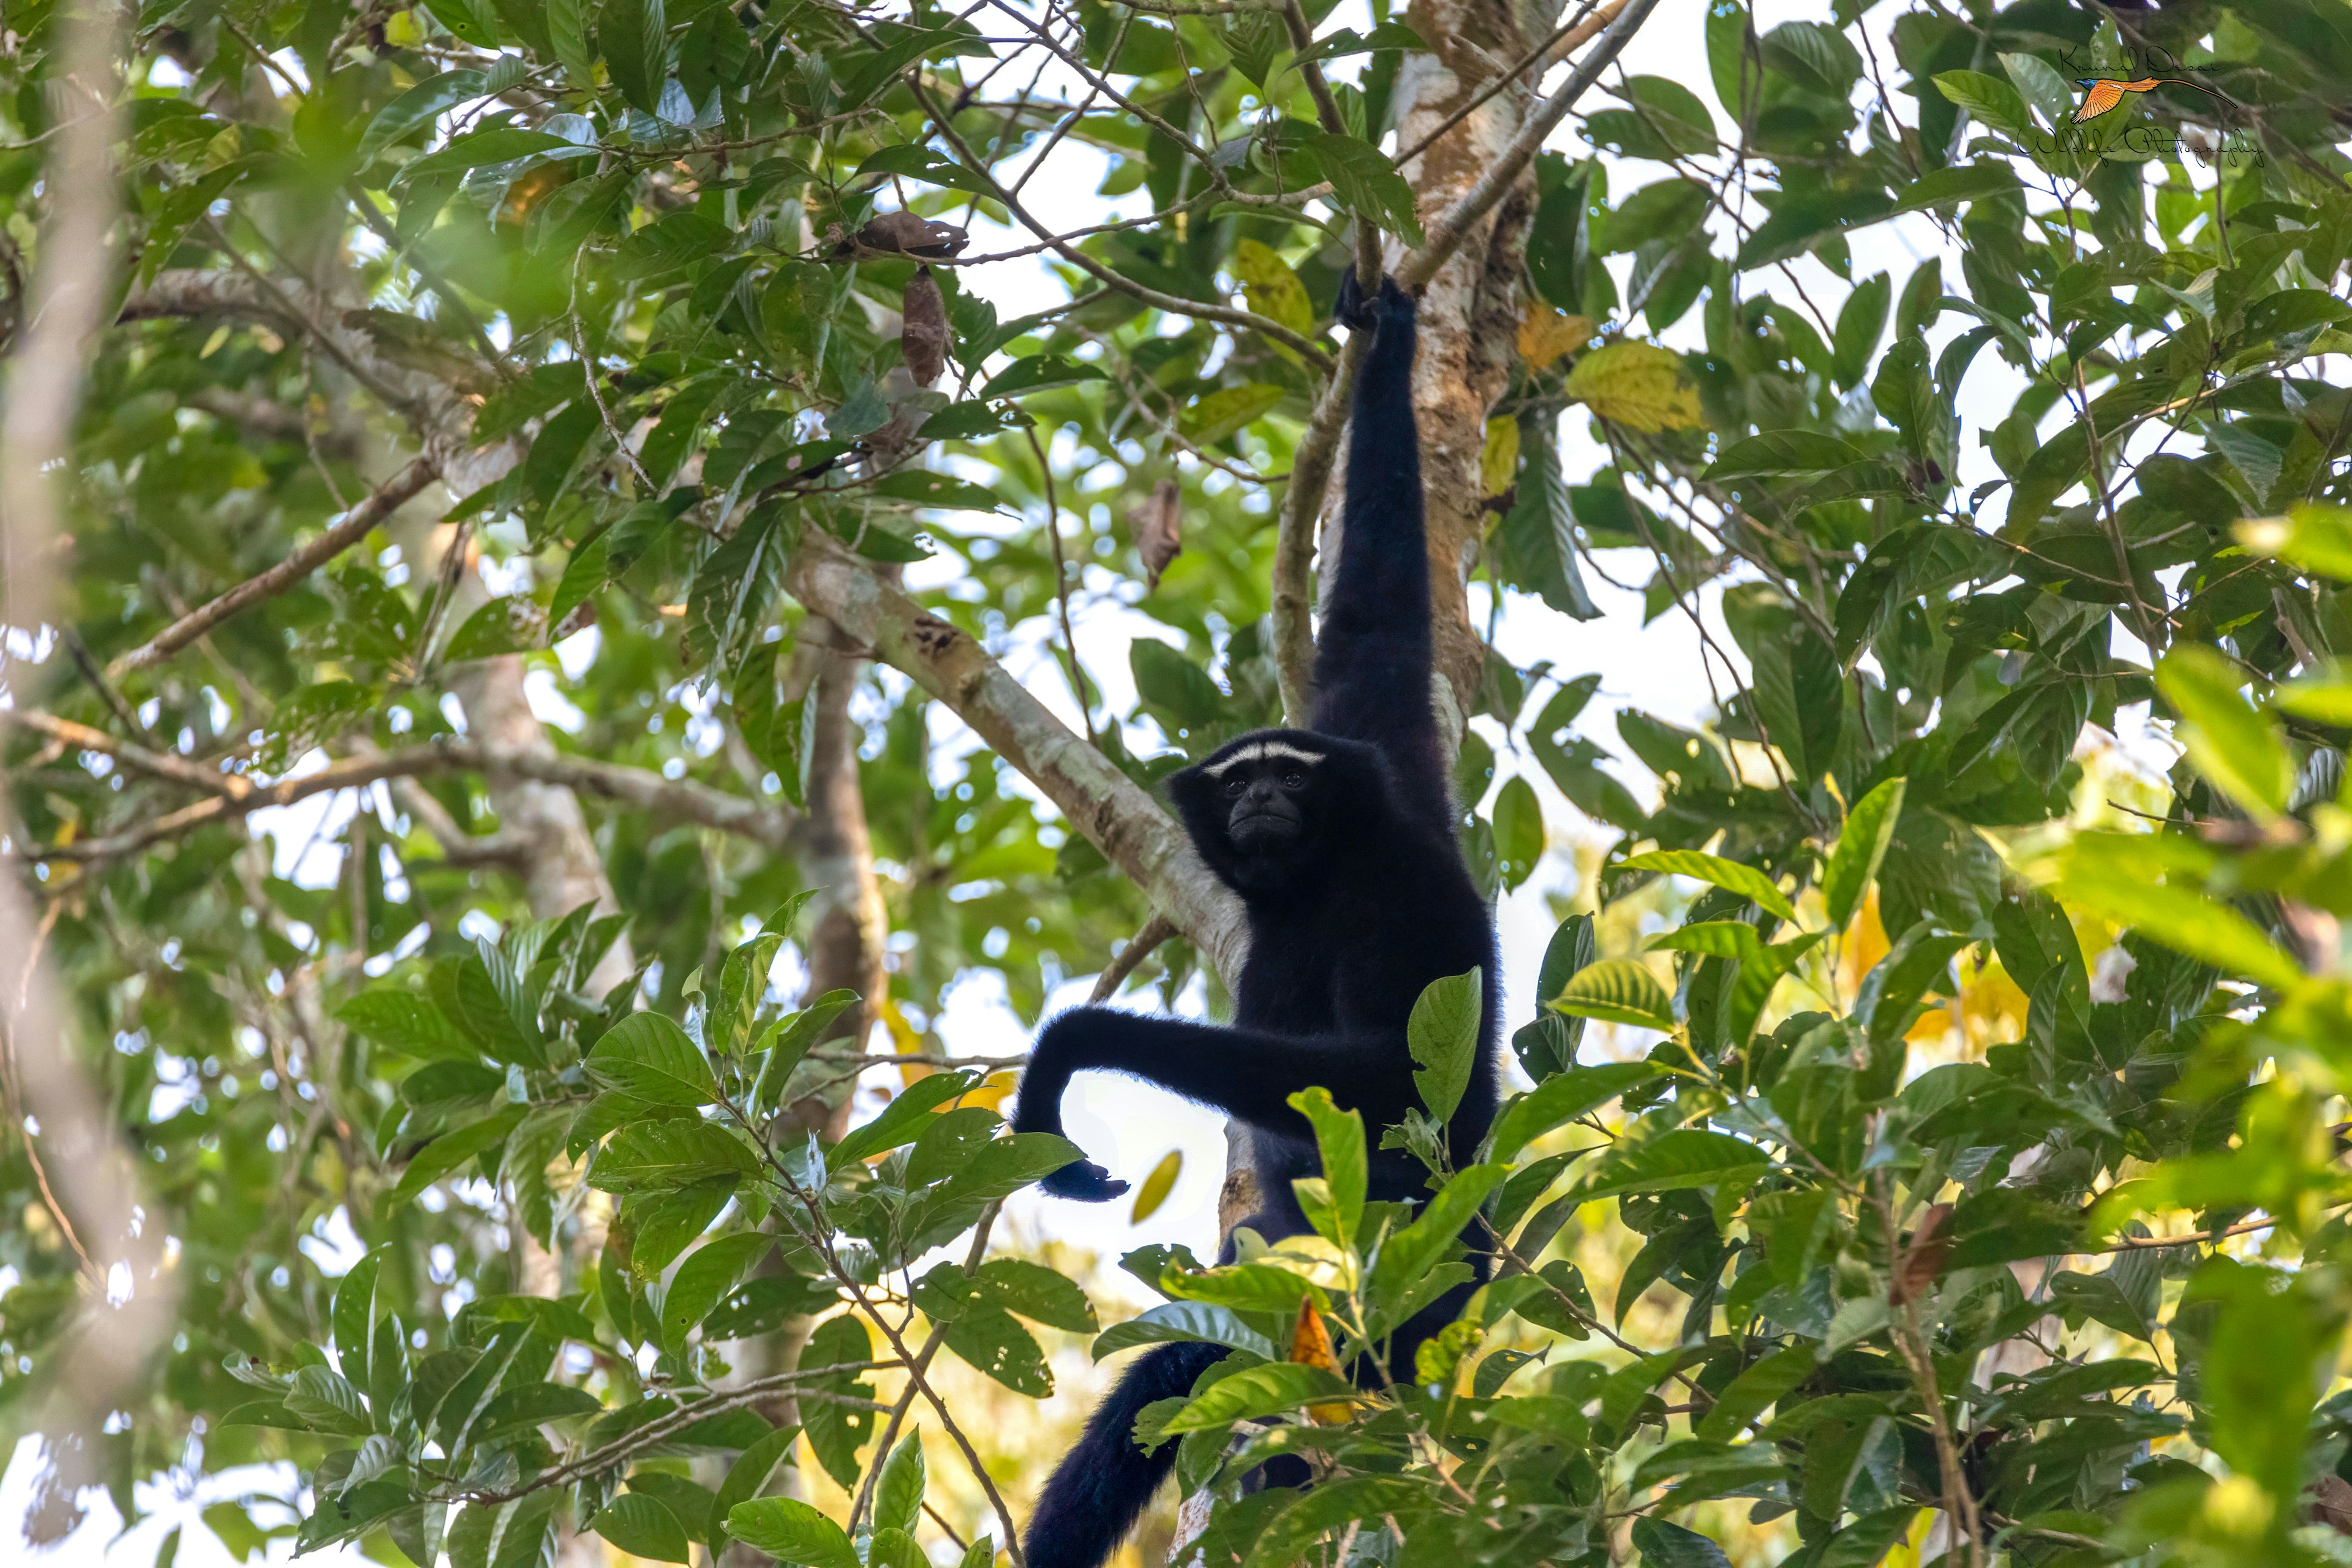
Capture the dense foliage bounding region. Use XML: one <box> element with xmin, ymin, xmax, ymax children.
<box><xmin>3</xmin><ymin>0</ymin><xmax>2352</xmax><ymax>1565</ymax></box>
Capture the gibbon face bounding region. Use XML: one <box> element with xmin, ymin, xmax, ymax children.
<box><xmin>1204</xmin><ymin>737</ymin><xmax>1324</xmax><ymax>853</ymax></box>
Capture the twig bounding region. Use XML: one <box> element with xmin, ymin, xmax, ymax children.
<box><xmin>1278</xmin><ymin>0</ymin><xmax>1381</xmax><ymax>288</ymax></box>
<box><xmin>1089</xmin><ymin>913</ymin><xmax>1175</xmax><ymax>1003</ymax></box>
<box><xmin>1390</xmin><ymin>0</ymin><xmax>1613</xmax><ymax>172</ymax></box>
<box><xmin>8</xmin><ymin>730</ymin><xmax>796</xmax><ymax>863</ymax></box>
<box><xmin>904</xmin><ymin>74</ymin><xmax>1336</xmax><ymax>375</ymax></box>
<box><xmin>107</xmin><ymin>456</ymin><xmax>438</xmax><ymax>679</ymax></box>
<box><xmin>1396</xmin><ymin>0</ymin><xmax>1664</xmax><ymax>292</ymax></box>
<box><xmin>1022</xmin><ymin>423</ymin><xmax>1099</xmax><ymax>745</ymax></box>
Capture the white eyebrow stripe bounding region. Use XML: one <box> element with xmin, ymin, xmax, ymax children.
<box><xmin>1200</xmin><ymin>740</ymin><xmax>1325</xmax><ymax>777</ymax></box>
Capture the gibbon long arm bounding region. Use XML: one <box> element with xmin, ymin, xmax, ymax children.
<box><xmin>1313</xmin><ymin>276</ymin><xmax>1450</xmax><ymax>835</ymax></box>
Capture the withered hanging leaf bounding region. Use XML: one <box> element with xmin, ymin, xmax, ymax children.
<box><xmin>1890</xmin><ymin>1201</ymin><xmax>1953</xmax><ymax>1306</ymax></box>
<box><xmin>900</xmin><ymin>267</ymin><xmax>949</xmax><ymax>388</ymax></box>
<box><xmin>1289</xmin><ymin>1298</ymin><xmax>1354</xmax><ymax>1424</ymax></box>
<box><xmin>1128</xmin><ymin>478</ymin><xmax>1183</xmax><ymax>590</ymax></box>
<box><xmin>835</xmin><ymin>210</ymin><xmax>970</xmax><ymax>260</ymax></box>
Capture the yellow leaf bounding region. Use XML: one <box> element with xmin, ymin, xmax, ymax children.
<box><xmin>1231</xmin><ymin>239</ymin><xmax>1313</xmax><ymax>336</ymax></box>
<box><xmin>881</xmin><ymin>997</ymin><xmax>928</xmax><ymax>1087</ymax></box>
<box><xmin>955</xmin><ymin>1070</ymin><xmax>1017</xmax><ymax>1116</ymax></box>
<box><xmin>1479</xmin><ymin>418</ymin><xmax>1521</xmax><ymax>497</ymax></box>
<box><xmin>1518</xmin><ymin>305</ymin><xmax>1596</xmax><ymax>371</ymax></box>
<box><xmin>1129</xmin><ymin>1148</ymin><xmax>1182</xmax><ymax>1223</ymax></box>
<box><xmin>1289</xmin><ymin>1298</ymin><xmax>1354</xmax><ymax>1423</ymax></box>
<box><xmin>1562</xmin><ymin>341</ymin><xmax>1703</xmax><ymax>432</ymax></box>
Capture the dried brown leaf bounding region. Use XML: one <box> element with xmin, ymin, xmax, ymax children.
<box><xmin>1890</xmin><ymin>1201</ymin><xmax>1953</xmax><ymax>1306</ymax></box>
<box><xmin>900</xmin><ymin>266</ymin><xmax>949</xmax><ymax>388</ymax></box>
<box><xmin>1129</xmin><ymin>478</ymin><xmax>1183</xmax><ymax>591</ymax></box>
<box><xmin>841</xmin><ymin>210</ymin><xmax>970</xmax><ymax>260</ymax></box>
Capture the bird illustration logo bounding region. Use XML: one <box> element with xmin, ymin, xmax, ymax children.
<box><xmin>2073</xmin><ymin>75</ymin><xmax>2225</xmax><ymax>123</ymax></box>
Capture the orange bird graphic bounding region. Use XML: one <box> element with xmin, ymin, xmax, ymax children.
<box><xmin>2073</xmin><ymin>75</ymin><xmax>2224</xmax><ymax>123</ymax></box>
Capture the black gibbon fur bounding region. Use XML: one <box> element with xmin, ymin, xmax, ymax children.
<box><xmin>1013</xmin><ymin>275</ymin><xmax>1503</xmax><ymax>1568</ymax></box>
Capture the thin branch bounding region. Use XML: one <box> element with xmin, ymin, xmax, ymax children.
<box><xmin>6</xmin><ymin>730</ymin><xmax>796</xmax><ymax>863</ymax></box>
<box><xmin>1390</xmin><ymin>0</ymin><xmax>1614</xmax><ymax>173</ymax></box>
<box><xmin>1278</xmin><ymin>0</ymin><xmax>1381</xmax><ymax>288</ymax></box>
<box><xmin>1396</xmin><ymin>0</ymin><xmax>1664</xmax><ymax>292</ymax></box>
<box><xmin>1088</xmin><ymin>913</ymin><xmax>1175</xmax><ymax>1003</ymax></box>
<box><xmin>1022</xmin><ymin>422</ymin><xmax>1099</xmax><ymax>745</ymax></box>
<box><xmin>106</xmin><ymin>456</ymin><xmax>438</xmax><ymax>679</ymax></box>
<box><xmin>905</xmin><ymin>73</ymin><xmax>1336</xmax><ymax>375</ymax></box>
<box><xmin>1270</xmin><ymin>330</ymin><xmax>1368</xmax><ymax>722</ymax></box>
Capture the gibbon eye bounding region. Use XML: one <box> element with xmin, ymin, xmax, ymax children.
<box><xmin>1224</xmin><ymin>777</ymin><xmax>1246</xmax><ymax>796</ymax></box>
<box><xmin>1282</xmin><ymin>771</ymin><xmax>1305</xmax><ymax>789</ymax></box>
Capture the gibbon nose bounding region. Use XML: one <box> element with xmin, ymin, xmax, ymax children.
<box><xmin>1229</xmin><ymin>782</ymin><xmax>1302</xmax><ymax>847</ymax></box>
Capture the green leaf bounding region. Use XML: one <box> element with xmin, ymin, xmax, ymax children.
<box><xmin>591</xmin><ymin>1120</ymin><xmax>761</xmax><ymax>1193</ymax></box>
<box><xmin>1886</xmin><ymin>160</ymin><xmax>2019</xmax><ymax>217</ymax></box>
<box><xmin>724</xmin><ymin>1499</ymin><xmax>858</xmax><ymax>1568</ymax></box>
<box><xmin>1372</xmin><ymin>1163</ymin><xmax>1509</xmax><ymax>1305</ymax></box>
<box><xmin>872</xmin><ymin>1433</ymin><xmax>925</xmax><ymax>1536</ymax></box>
<box><xmin>1492</xmin><ymin>775</ymin><xmax>1545</xmax><ymax>891</ymax></box>
<box><xmin>1310</xmin><ymin>132</ymin><xmax>1425</xmax><ymax>244</ymax></box>
<box><xmin>1092</xmin><ymin>1302</ymin><xmax>1278</xmax><ymax>1362</ymax></box>
<box><xmin>2242</xmin><ymin>506</ymin><xmax>2352</xmax><ymax>581</ymax></box>
<box><xmin>1549</xmin><ymin>959</ymin><xmax>1675</xmax><ymax>1031</ymax></box>
<box><xmin>1621</xmin><ymin>849</ymin><xmax>1799</xmax><ymax>925</ymax></box>
<box><xmin>1822</xmin><ymin>777</ymin><xmax>1905</xmax><ymax>931</ymax></box>
<box><xmin>336</xmin><ymin>990</ymin><xmax>469</xmax><ymax>1060</ymax></box>
<box><xmin>1229</xmin><ymin>239</ymin><xmax>1312</xmax><ymax>336</ymax></box>
<box><xmin>938</xmin><ymin>1305</ymin><xmax>1052</xmax><ymax>1395</ymax></box>
<box><xmin>589</xmin><ymin>1496</ymin><xmax>689</xmax><ymax>1564</ymax></box>
<box><xmin>660</xmin><ymin>1234</ymin><xmax>772</xmax><ymax>1352</ymax></box>
<box><xmin>1408</xmin><ymin>968</ymin><xmax>1482</xmax><ymax>1122</ymax></box>
<box><xmin>598</xmin><ymin>0</ymin><xmax>668</xmax><ymax>115</ymax></box>
<box><xmin>1932</xmin><ymin>69</ymin><xmax>2029</xmax><ymax>136</ymax></box>
<box><xmin>1630</xmin><ymin>1517</ymin><xmax>1733</xmax><ymax>1567</ymax></box>
<box><xmin>1287</xmin><ymin>1088</ymin><xmax>1365</xmax><ymax>1245</ymax></box>
<box><xmin>1488</xmin><ymin>1063</ymin><xmax>1664</xmax><ymax>1164</ymax></box>
<box><xmin>1622</xmin><ymin>75</ymin><xmax>1716</xmax><ymax>155</ymax></box>
<box><xmin>2054</xmin><ymin>837</ymin><xmax>2302</xmax><ymax>992</ymax></box>
<box><xmin>1153</xmin><ymin>1361</ymin><xmax>1357</xmax><ymax>1436</ymax></box>
<box><xmin>980</xmin><ymin>355</ymin><xmax>1106</xmax><ymax>400</ymax></box>
<box><xmin>1705</xmin><ymin>429</ymin><xmax>1864</xmax><ymax>480</ymax></box>
<box><xmin>360</xmin><ymin>70</ymin><xmax>487</xmax><ymax>164</ymax></box>
<box><xmin>829</xmin><ymin>1071</ymin><xmax>980</xmax><ymax>1169</ymax></box>
<box><xmin>1830</xmin><ymin>272</ymin><xmax>1888</xmax><ymax>391</ymax></box>
<box><xmin>587</xmin><ymin>1012</ymin><xmax>718</xmax><ymax>1107</ymax></box>
<box><xmin>398</xmin><ymin>127</ymin><xmax>597</xmax><ymax>183</ymax></box>
<box><xmin>1695</xmin><ymin>1344</ymin><xmax>1815</xmax><ymax>1440</ymax></box>
<box><xmin>1182</xmin><ymin>383</ymin><xmax>1287</xmax><ymax>447</ymax></box>
<box><xmin>2155</xmin><ymin>643</ymin><xmax>2295</xmax><ymax>818</ymax></box>
<box><xmin>1570</xmin><ymin>1130</ymin><xmax>1768</xmax><ymax>1204</ymax></box>
<box><xmin>709</xmin><ymin>1425</ymin><xmax>801</xmax><ymax>1548</ymax></box>
<box><xmin>548</xmin><ymin>0</ymin><xmax>598</xmax><ymax>86</ymax></box>
<box><xmin>287</xmin><ymin>1366</ymin><xmax>373</xmax><ymax>1434</ymax></box>
<box><xmin>391</xmin><ymin>1107</ymin><xmax>526</xmax><ymax>1205</ymax></box>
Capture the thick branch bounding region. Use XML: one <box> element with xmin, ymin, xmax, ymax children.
<box><xmin>785</xmin><ymin>537</ymin><xmax>1248</xmax><ymax>982</ymax></box>
<box><xmin>107</xmin><ymin>456</ymin><xmax>436</xmax><ymax>679</ymax></box>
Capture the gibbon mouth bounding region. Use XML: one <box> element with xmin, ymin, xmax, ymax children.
<box><xmin>1229</xmin><ymin>811</ymin><xmax>1302</xmax><ymax>848</ymax></box>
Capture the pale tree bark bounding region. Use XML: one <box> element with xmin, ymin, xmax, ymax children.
<box><xmin>716</xmin><ymin>624</ymin><xmax>891</xmax><ymax>1547</ymax></box>
<box><xmin>0</xmin><ymin>1</ymin><xmax>178</xmax><ymax>1540</ymax></box>
<box><xmin>1393</xmin><ymin>0</ymin><xmax>1564</xmax><ymax>715</ymax></box>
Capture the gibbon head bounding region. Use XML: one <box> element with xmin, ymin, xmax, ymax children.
<box><xmin>1166</xmin><ymin>729</ymin><xmax>1384</xmax><ymax>893</ymax></box>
